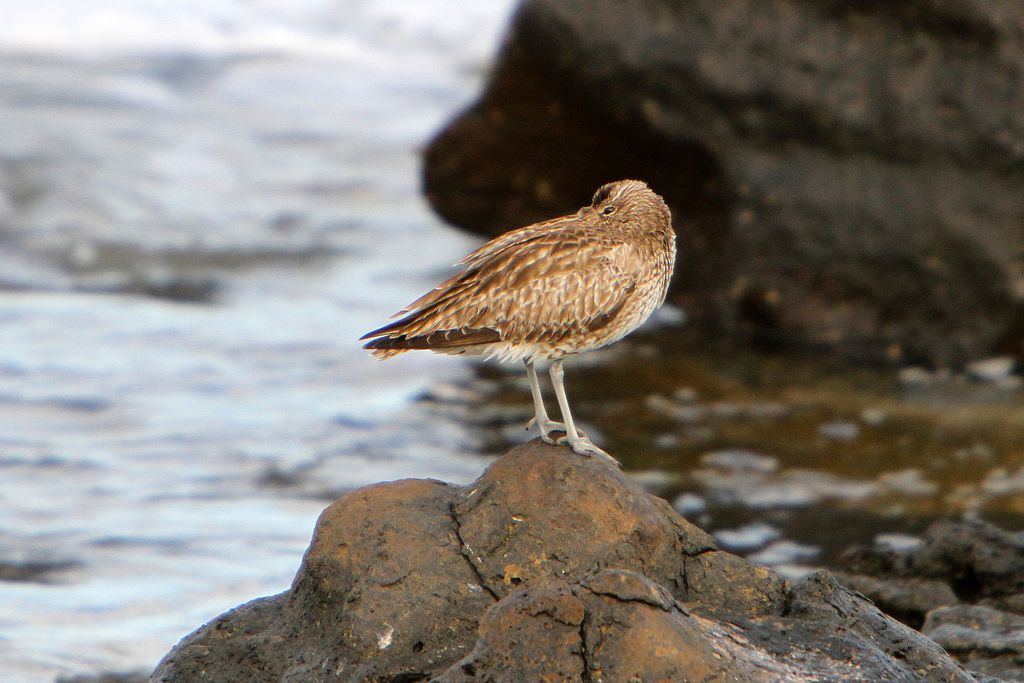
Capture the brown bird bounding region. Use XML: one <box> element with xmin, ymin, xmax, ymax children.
<box><xmin>361</xmin><ymin>179</ymin><xmax>675</xmax><ymax>465</ymax></box>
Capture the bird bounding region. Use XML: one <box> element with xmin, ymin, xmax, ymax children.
<box><xmin>360</xmin><ymin>179</ymin><xmax>676</xmax><ymax>465</ymax></box>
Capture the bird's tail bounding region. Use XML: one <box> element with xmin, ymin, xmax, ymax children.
<box><xmin>360</xmin><ymin>324</ymin><xmax>500</xmax><ymax>359</ymax></box>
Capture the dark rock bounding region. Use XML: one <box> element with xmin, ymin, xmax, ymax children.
<box><xmin>836</xmin><ymin>518</ymin><xmax>1024</xmax><ymax>680</ymax></box>
<box><xmin>924</xmin><ymin>605</ymin><xmax>1024</xmax><ymax>681</ymax></box>
<box><xmin>840</xmin><ymin>518</ymin><xmax>1024</xmax><ymax>607</ymax></box>
<box><xmin>832</xmin><ymin>572</ymin><xmax>959</xmax><ymax>628</ymax></box>
<box><xmin>153</xmin><ymin>442</ymin><xmax>971</xmax><ymax>682</ymax></box>
<box><xmin>423</xmin><ymin>0</ymin><xmax>1024</xmax><ymax>366</ymax></box>
<box><xmin>910</xmin><ymin>519</ymin><xmax>1024</xmax><ymax>602</ymax></box>
<box><xmin>785</xmin><ymin>572</ymin><xmax>965</xmax><ymax>681</ymax></box>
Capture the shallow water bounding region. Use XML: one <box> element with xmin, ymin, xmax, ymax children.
<box><xmin>1</xmin><ymin>3</ymin><xmax>1023</xmax><ymax>681</ymax></box>
<box><xmin>462</xmin><ymin>332</ymin><xmax>1024</xmax><ymax>578</ymax></box>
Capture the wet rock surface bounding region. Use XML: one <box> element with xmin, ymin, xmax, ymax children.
<box><xmin>152</xmin><ymin>442</ymin><xmax>971</xmax><ymax>682</ymax></box>
<box><xmin>423</xmin><ymin>0</ymin><xmax>1024</xmax><ymax>366</ymax></box>
<box><xmin>836</xmin><ymin>518</ymin><xmax>1024</xmax><ymax>680</ymax></box>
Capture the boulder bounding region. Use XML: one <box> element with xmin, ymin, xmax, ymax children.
<box><xmin>838</xmin><ymin>519</ymin><xmax>1024</xmax><ymax>616</ymax></box>
<box><xmin>152</xmin><ymin>442</ymin><xmax>971</xmax><ymax>681</ymax></box>
<box><xmin>836</xmin><ymin>518</ymin><xmax>1024</xmax><ymax>680</ymax></box>
<box><xmin>423</xmin><ymin>0</ymin><xmax>1024</xmax><ymax>366</ymax></box>
<box><xmin>924</xmin><ymin>605</ymin><xmax>1024</xmax><ymax>681</ymax></box>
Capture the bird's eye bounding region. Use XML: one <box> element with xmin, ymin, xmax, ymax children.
<box><xmin>602</xmin><ymin>205</ymin><xmax>616</xmax><ymax>215</ymax></box>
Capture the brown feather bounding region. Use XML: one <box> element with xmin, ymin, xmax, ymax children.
<box><xmin>360</xmin><ymin>179</ymin><xmax>675</xmax><ymax>363</ymax></box>
<box><xmin>362</xmin><ymin>328</ymin><xmax>501</xmax><ymax>359</ymax></box>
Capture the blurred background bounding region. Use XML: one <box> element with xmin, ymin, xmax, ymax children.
<box><xmin>0</xmin><ymin>1</ymin><xmax>1022</xmax><ymax>680</ymax></box>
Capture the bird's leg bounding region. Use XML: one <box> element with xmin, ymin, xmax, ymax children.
<box><xmin>524</xmin><ymin>360</ymin><xmax>565</xmax><ymax>444</ymax></box>
<box><xmin>548</xmin><ymin>359</ymin><xmax>620</xmax><ymax>467</ymax></box>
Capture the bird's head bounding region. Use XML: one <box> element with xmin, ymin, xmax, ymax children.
<box><xmin>589</xmin><ymin>179</ymin><xmax>671</xmax><ymax>230</ymax></box>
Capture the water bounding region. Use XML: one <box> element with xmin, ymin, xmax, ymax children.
<box><xmin>3</xmin><ymin>3</ymin><xmax>1024</xmax><ymax>681</ymax></box>
<box><xmin>0</xmin><ymin>2</ymin><xmax>517</xmax><ymax>679</ymax></box>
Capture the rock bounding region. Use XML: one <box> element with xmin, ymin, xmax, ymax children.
<box><xmin>966</xmin><ymin>356</ymin><xmax>1018</xmax><ymax>383</ymax></box>
<box><xmin>154</xmin><ymin>478</ymin><xmax>495</xmax><ymax>682</ymax></box>
<box><xmin>833</xmin><ymin>572</ymin><xmax>959</xmax><ymax>628</ymax></box>
<box><xmin>423</xmin><ymin>0</ymin><xmax>1024</xmax><ymax>366</ymax></box>
<box><xmin>900</xmin><ymin>366</ymin><xmax>938</xmax><ymax>388</ymax></box>
<box><xmin>818</xmin><ymin>420</ymin><xmax>860</xmax><ymax>442</ymax></box>
<box><xmin>438</xmin><ymin>570</ymin><xmax>884</xmax><ymax>682</ymax></box>
<box><xmin>681</xmin><ymin>546</ymin><xmax>788</xmax><ymax>618</ymax></box>
<box><xmin>781</xmin><ymin>573</ymin><xmax>969</xmax><ymax>681</ymax></box>
<box><xmin>923</xmin><ymin>605</ymin><xmax>1024</xmax><ymax>681</ymax></box>
<box><xmin>836</xmin><ymin>518</ymin><xmax>1024</xmax><ymax>680</ymax></box>
<box><xmin>153</xmin><ymin>442</ymin><xmax>971</xmax><ymax>682</ymax></box>
<box><xmin>432</xmin><ymin>576</ymin><xmax>586</xmax><ymax>682</ymax></box>
<box><xmin>910</xmin><ymin>519</ymin><xmax>1024</xmax><ymax>602</ymax></box>
<box><xmin>841</xmin><ymin>518</ymin><xmax>1024</xmax><ymax>607</ymax></box>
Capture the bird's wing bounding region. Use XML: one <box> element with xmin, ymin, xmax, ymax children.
<box><xmin>457</xmin><ymin>214</ymin><xmax>577</xmax><ymax>268</ymax></box>
<box><xmin>389</xmin><ymin>214</ymin><xmax>578</xmax><ymax>319</ymax></box>
<box><xmin>364</xmin><ymin>226</ymin><xmax>639</xmax><ymax>343</ymax></box>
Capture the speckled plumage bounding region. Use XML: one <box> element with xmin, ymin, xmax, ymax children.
<box><xmin>362</xmin><ymin>180</ymin><xmax>675</xmax><ymax>361</ymax></box>
<box><xmin>361</xmin><ymin>179</ymin><xmax>676</xmax><ymax>463</ymax></box>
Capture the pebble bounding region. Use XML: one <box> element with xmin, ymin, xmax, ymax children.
<box><xmin>709</xmin><ymin>401</ymin><xmax>741</xmax><ymax>418</ymax></box>
<box><xmin>746</xmin><ymin>540</ymin><xmax>819</xmax><ymax>566</ymax></box>
<box><xmin>747</xmin><ymin>472</ymin><xmax>877</xmax><ymax>508</ymax></box>
<box><xmin>423</xmin><ymin>381</ymin><xmax>482</xmax><ymax>404</ymax></box>
<box><xmin>653</xmin><ymin>433</ymin><xmax>680</xmax><ymax>449</ymax></box>
<box><xmin>877</xmin><ymin>468</ymin><xmax>939</xmax><ymax>496</ymax></box>
<box><xmin>746</xmin><ymin>402</ymin><xmax>789</xmax><ymax>418</ymax></box>
<box><xmin>950</xmin><ymin>444</ymin><xmax>993</xmax><ymax>465</ymax></box>
<box><xmin>898</xmin><ymin>366</ymin><xmax>934</xmax><ymax>387</ymax></box>
<box><xmin>699</xmin><ymin>450</ymin><xmax>778</xmax><ymax>473</ymax></box>
<box><xmin>874</xmin><ymin>533</ymin><xmax>924</xmax><ymax>554</ymax></box>
<box><xmin>713</xmin><ymin>522</ymin><xmax>781</xmax><ymax>552</ymax></box>
<box><xmin>818</xmin><ymin>420</ymin><xmax>860</xmax><ymax>442</ymax></box>
<box><xmin>980</xmin><ymin>467</ymin><xmax>1024</xmax><ymax>496</ymax></box>
<box><xmin>627</xmin><ymin>469</ymin><xmax>681</xmax><ymax>492</ymax></box>
<box><xmin>672</xmin><ymin>386</ymin><xmax>699</xmax><ymax>403</ymax></box>
<box><xmin>995</xmin><ymin>375</ymin><xmax>1024</xmax><ymax>391</ymax></box>
<box><xmin>645</xmin><ymin>394</ymin><xmax>706</xmax><ymax>423</ymax></box>
<box><xmin>859</xmin><ymin>407</ymin><xmax>887</xmax><ymax>426</ymax></box>
<box><xmin>672</xmin><ymin>492</ymin><xmax>707</xmax><ymax>516</ymax></box>
<box><xmin>965</xmin><ymin>356</ymin><xmax>1017</xmax><ymax>383</ymax></box>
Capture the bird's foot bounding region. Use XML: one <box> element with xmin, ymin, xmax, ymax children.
<box><xmin>527</xmin><ymin>417</ymin><xmax>571</xmax><ymax>445</ymax></box>
<box><xmin>561</xmin><ymin>435</ymin><xmax>621</xmax><ymax>468</ymax></box>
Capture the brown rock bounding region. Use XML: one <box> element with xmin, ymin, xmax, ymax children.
<box><xmin>682</xmin><ymin>548</ymin><xmax>789</xmax><ymax>618</ymax></box>
<box><xmin>451</xmin><ymin>439</ymin><xmax>714</xmax><ymax>599</ymax></box>
<box><xmin>576</xmin><ymin>571</ymin><xmax>782</xmax><ymax>682</ymax></box>
<box><xmin>432</xmin><ymin>576</ymin><xmax>585</xmax><ymax>682</ymax></box>
<box><xmin>439</xmin><ymin>569</ymin><xmax>969</xmax><ymax>682</ymax></box>
<box><xmin>154</xmin><ymin>478</ymin><xmax>494</xmax><ymax>682</ymax></box>
<box><xmin>153</xmin><ymin>442</ymin><xmax>972</xmax><ymax>682</ymax></box>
